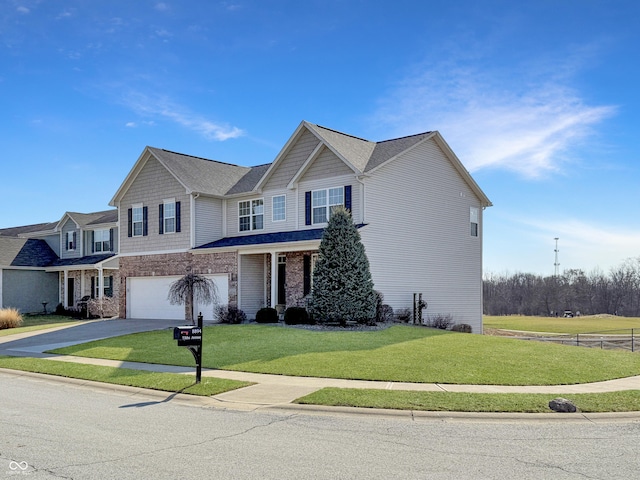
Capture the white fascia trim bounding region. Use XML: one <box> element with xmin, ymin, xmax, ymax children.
<box><xmin>192</xmin><ymin>240</ymin><xmax>321</xmax><ymax>256</ymax></box>
<box><xmin>117</xmin><ymin>248</ymin><xmax>191</xmax><ymax>257</ymax></box>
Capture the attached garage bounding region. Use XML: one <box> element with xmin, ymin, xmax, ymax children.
<box><xmin>127</xmin><ymin>274</ymin><xmax>229</xmax><ymax>321</ymax></box>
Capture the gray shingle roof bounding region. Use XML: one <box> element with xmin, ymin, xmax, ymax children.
<box><xmin>0</xmin><ymin>221</ymin><xmax>57</xmax><ymax>238</ymax></box>
<box><xmin>306</xmin><ymin>123</ymin><xmax>376</xmax><ymax>173</ymax></box>
<box><xmin>364</xmin><ymin>131</ymin><xmax>434</xmax><ymax>172</ymax></box>
<box><xmin>50</xmin><ymin>253</ymin><xmax>116</xmax><ymax>268</ymax></box>
<box><xmin>0</xmin><ymin>237</ymin><xmax>58</xmax><ymax>267</ymax></box>
<box><xmin>66</xmin><ymin>209</ymin><xmax>118</xmax><ymax>228</ymax></box>
<box><xmin>226</xmin><ymin>164</ymin><xmax>271</xmax><ymax>195</ymax></box>
<box><xmin>148</xmin><ymin>147</ymin><xmax>252</xmax><ymax>196</ymax></box>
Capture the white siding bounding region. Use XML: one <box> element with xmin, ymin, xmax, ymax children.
<box><xmin>304</xmin><ymin>147</ymin><xmax>353</xmax><ymax>180</ymax></box>
<box><xmin>194</xmin><ymin>196</ymin><xmax>223</xmax><ymax>247</ymax></box>
<box><xmin>239</xmin><ymin>254</ymin><xmax>265</xmax><ymax>318</ymax></box>
<box><xmin>360</xmin><ymin>138</ymin><xmax>484</xmax><ymax>332</ymax></box>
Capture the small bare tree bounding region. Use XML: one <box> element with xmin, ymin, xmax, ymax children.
<box><xmin>168</xmin><ymin>273</ymin><xmax>218</xmax><ymax>324</ymax></box>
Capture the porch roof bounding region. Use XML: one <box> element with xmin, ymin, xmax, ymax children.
<box><xmin>49</xmin><ymin>253</ymin><xmax>117</xmax><ymax>268</ymax></box>
<box><xmin>194</xmin><ymin>225</ymin><xmax>366</xmax><ymax>250</ymax></box>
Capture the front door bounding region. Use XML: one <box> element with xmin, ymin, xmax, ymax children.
<box><xmin>277</xmin><ymin>255</ymin><xmax>286</xmax><ymax>305</ymax></box>
<box><xmin>67</xmin><ymin>278</ymin><xmax>75</xmax><ymax>308</ymax></box>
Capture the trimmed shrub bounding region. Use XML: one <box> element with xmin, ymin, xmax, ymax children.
<box><xmin>451</xmin><ymin>323</ymin><xmax>473</xmax><ymax>333</ymax></box>
<box><xmin>255</xmin><ymin>307</ymin><xmax>279</xmax><ymax>323</ymax></box>
<box><xmin>88</xmin><ymin>296</ymin><xmax>119</xmax><ymax>318</ymax></box>
<box><xmin>425</xmin><ymin>314</ymin><xmax>454</xmax><ymax>330</ymax></box>
<box><xmin>0</xmin><ymin>308</ymin><xmax>23</xmax><ymax>329</ymax></box>
<box><xmin>215</xmin><ymin>305</ymin><xmax>247</xmax><ymax>324</ymax></box>
<box><xmin>395</xmin><ymin>308</ymin><xmax>412</xmax><ymax>323</ymax></box>
<box><xmin>284</xmin><ymin>307</ymin><xmax>313</xmax><ymax>325</ymax></box>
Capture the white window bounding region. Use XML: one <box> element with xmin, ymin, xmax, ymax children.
<box><xmin>239</xmin><ymin>199</ymin><xmax>264</xmax><ymax>232</ymax></box>
<box><xmin>94</xmin><ymin>229</ymin><xmax>111</xmax><ymax>252</ymax></box>
<box><xmin>272</xmin><ymin>195</ymin><xmax>286</xmax><ymax>222</ymax></box>
<box><xmin>312</xmin><ymin>187</ymin><xmax>344</xmax><ymax>224</ymax></box>
<box><xmin>66</xmin><ymin>231</ymin><xmax>76</xmax><ymax>250</ymax></box>
<box><xmin>132</xmin><ymin>204</ymin><xmax>143</xmax><ymax>237</ymax></box>
<box><xmin>94</xmin><ymin>276</ymin><xmax>112</xmax><ymax>298</ymax></box>
<box><xmin>163</xmin><ymin>199</ymin><xmax>176</xmax><ymax>234</ymax></box>
<box><xmin>470</xmin><ymin>207</ymin><xmax>479</xmax><ymax>237</ymax></box>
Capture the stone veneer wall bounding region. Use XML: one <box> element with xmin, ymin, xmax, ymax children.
<box><xmin>118</xmin><ymin>251</ymin><xmax>238</xmax><ymax>318</ymax></box>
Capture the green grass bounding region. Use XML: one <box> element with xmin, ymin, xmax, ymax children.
<box><xmin>296</xmin><ymin>387</ymin><xmax>640</xmax><ymax>413</ymax></box>
<box><xmin>50</xmin><ymin>324</ymin><xmax>640</xmax><ymax>386</ymax></box>
<box><xmin>484</xmin><ymin>315</ymin><xmax>640</xmax><ymax>334</ymax></box>
<box><xmin>0</xmin><ymin>356</ymin><xmax>251</xmax><ymax>396</ymax></box>
<box><xmin>0</xmin><ymin>315</ymin><xmax>81</xmax><ymax>337</ymax></box>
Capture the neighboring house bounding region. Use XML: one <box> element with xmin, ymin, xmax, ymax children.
<box><xmin>0</xmin><ymin>210</ymin><xmax>119</xmax><ymax>313</ymax></box>
<box><xmin>0</xmin><ymin>233</ymin><xmax>59</xmax><ymax>313</ymax></box>
<box><xmin>110</xmin><ymin>121</ymin><xmax>491</xmax><ymax>331</ymax></box>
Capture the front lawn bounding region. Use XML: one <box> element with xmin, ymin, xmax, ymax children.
<box><xmin>296</xmin><ymin>388</ymin><xmax>640</xmax><ymax>413</ymax></box>
<box><xmin>50</xmin><ymin>324</ymin><xmax>640</xmax><ymax>386</ymax></box>
<box><xmin>0</xmin><ymin>356</ymin><xmax>251</xmax><ymax>396</ymax></box>
<box><xmin>0</xmin><ymin>315</ymin><xmax>81</xmax><ymax>337</ymax></box>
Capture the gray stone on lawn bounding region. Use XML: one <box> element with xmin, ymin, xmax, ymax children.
<box><xmin>549</xmin><ymin>397</ymin><xmax>578</xmax><ymax>413</ymax></box>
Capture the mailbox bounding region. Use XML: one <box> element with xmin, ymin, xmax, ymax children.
<box><xmin>173</xmin><ymin>326</ymin><xmax>202</xmax><ymax>346</ymax></box>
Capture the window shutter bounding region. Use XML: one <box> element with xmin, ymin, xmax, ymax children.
<box><xmin>72</xmin><ymin>232</ymin><xmax>76</xmax><ymax>250</ymax></box>
<box><xmin>176</xmin><ymin>201</ymin><xmax>181</xmax><ymax>232</ymax></box>
<box><xmin>303</xmin><ymin>255</ymin><xmax>311</xmax><ymax>296</ymax></box>
<box><xmin>109</xmin><ymin>228</ymin><xmax>114</xmax><ymax>251</ymax></box>
<box><xmin>91</xmin><ymin>231</ymin><xmax>95</xmax><ymax>253</ymax></box>
<box><xmin>158</xmin><ymin>203</ymin><xmax>164</xmax><ymax>235</ymax></box>
<box><xmin>127</xmin><ymin>209</ymin><xmax>132</xmax><ymax>237</ymax></box>
<box><xmin>344</xmin><ymin>185</ymin><xmax>352</xmax><ymax>213</ymax></box>
<box><xmin>143</xmin><ymin>206</ymin><xmax>148</xmax><ymax>236</ymax></box>
<box><xmin>305</xmin><ymin>191</ymin><xmax>311</xmax><ymax>226</ymax></box>
<box><xmin>65</xmin><ymin>234</ymin><xmax>69</xmax><ymax>251</ymax></box>
<box><xmin>91</xmin><ymin>276</ymin><xmax>95</xmax><ymax>299</ymax></box>
<box><xmin>107</xmin><ymin>276</ymin><xmax>113</xmax><ymax>297</ymax></box>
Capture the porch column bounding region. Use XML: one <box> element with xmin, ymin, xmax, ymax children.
<box><xmin>63</xmin><ymin>270</ymin><xmax>69</xmax><ymax>308</ymax></box>
<box><xmin>97</xmin><ymin>267</ymin><xmax>104</xmax><ymax>300</ymax></box>
<box><xmin>80</xmin><ymin>270</ymin><xmax>86</xmax><ymax>300</ymax></box>
<box><xmin>270</xmin><ymin>250</ymin><xmax>278</xmax><ymax>308</ymax></box>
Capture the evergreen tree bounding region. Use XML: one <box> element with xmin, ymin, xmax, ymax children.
<box><xmin>310</xmin><ymin>206</ymin><xmax>376</xmax><ymax>325</ymax></box>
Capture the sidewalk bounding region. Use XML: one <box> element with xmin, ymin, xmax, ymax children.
<box><xmin>4</xmin><ymin>322</ymin><xmax>640</xmax><ymax>411</ymax></box>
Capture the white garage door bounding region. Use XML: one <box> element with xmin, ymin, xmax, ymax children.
<box><xmin>128</xmin><ymin>275</ymin><xmax>229</xmax><ymax>321</ymax></box>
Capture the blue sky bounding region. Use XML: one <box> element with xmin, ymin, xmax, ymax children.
<box><xmin>2</xmin><ymin>0</ymin><xmax>639</xmax><ymax>276</ymax></box>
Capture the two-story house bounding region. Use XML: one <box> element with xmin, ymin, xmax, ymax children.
<box><xmin>110</xmin><ymin>121</ymin><xmax>491</xmax><ymax>331</ymax></box>
<box><xmin>0</xmin><ymin>210</ymin><xmax>119</xmax><ymax>313</ymax></box>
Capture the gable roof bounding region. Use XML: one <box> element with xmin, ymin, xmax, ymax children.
<box><xmin>0</xmin><ymin>221</ymin><xmax>58</xmax><ymax>238</ymax></box>
<box><xmin>0</xmin><ymin>237</ymin><xmax>58</xmax><ymax>267</ymax></box>
<box><xmin>60</xmin><ymin>209</ymin><xmax>118</xmax><ymax>230</ymax></box>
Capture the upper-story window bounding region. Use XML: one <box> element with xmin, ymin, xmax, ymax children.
<box><xmin>239</xmin><ymin>199</ymin><xmax>264</xmax><ymax>232</ymax></box>
<box><xmin>66</xmin><ymin>231</ymin><xmax>76</xmax><ymax>250</ymax></box>
<box><xmin>159</xmin><ymin>199</ymin><xmax>181</xmax><ymax>234</ymax></box>
<box><xmin>312</xmin><ymin>187</ymin><xmax>344</xmax><ymax>224</ymax></box>
<box><xmin>272</xmin><ymin>195</ymin><xmax>286</xmax><ymax>222</ymax></box>
<box><xmin>132</xmin><ymin>204</ymin><xmax>144</xmax><ymax>236</ymax></box>
<box><xmin>470</xmin><ymin>207</ymin><xmax>479</xmax><ymax>237</ymax></box>
<box><xmin>93</xmin><ymin>229</ymin><xmax>111</xmax><ymax>252</ymax></box>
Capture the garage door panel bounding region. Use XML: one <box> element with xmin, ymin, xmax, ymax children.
<box><xmin>128</xmin><ymin>275</ymin><xmax>229</xmax><ymax>321</ymax></box>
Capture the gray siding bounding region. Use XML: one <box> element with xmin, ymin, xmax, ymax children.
<box><xmin>2</xmin><ymin>269</ymin><xmax>59</xmax><ymax>314</ymax></box>
<box><xmin>360</xmin><ymin>138</ymin><xmax>484</xmax><ymax>332</ymax></box>
<box><xmin>119</xmin><ymin>155</ymin><xmax>191</xmax><ymax>253</ymax></box>
<box><xmin>60</xmin><ymin>219</ymin><xmax>81</xmax><ymax>259</ymax></box>
<box><xmin>304</xmin><ymin>146</ymin><xmax>354</xmax><ymax>180</ymax></box>
<box><xmin>263</xmin><ymin>129</ymin><xmax>320</xmax><ymax>190</ymax></box>
<box><xmin>226</xmin><ymin>189</ymin><xmax>297</xmax><ymax>236</ymax></box>
<box><xmin>194</xmin><ymin>196</ymin><xmax>224</xmax><ymax>247</ymax></box>
<box><xmin>42</xmin><ymin>233</ymin><xmax>61</xmax><ymax>256</ymax></box>
<box><xmin>239</xmin><ymin>254</ymin><xmax>265</xmax><ymax>318</ymax></box>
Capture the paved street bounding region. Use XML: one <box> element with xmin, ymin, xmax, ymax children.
<box><xmin>3</xmin><ymin>371</ymin><xmax>640</xmax><ymax>479</ymax></box>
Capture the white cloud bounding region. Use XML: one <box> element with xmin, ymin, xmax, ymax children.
<box><xmin>122</xmin><ymin>92</ymin><xmax>245</xmax><ymax>141</ymax></box>
<box><xmin>125</xmin><ymin>122</ymin><xmax>137</xmax><ymax>127</ymax></box>
<box><xmin>16</xmin><ymin>5</ymin><xmax>29</xmax><ymax>14</ymax></box>
<box><xmin>155</xmin><ymin>2</ymin><xmax>169</xmax><ymax>12</ymax></box>
<box><xmin>373</xmin><ymin>60</ymin><xmax>616</xmax><ymax>179</ymax></box>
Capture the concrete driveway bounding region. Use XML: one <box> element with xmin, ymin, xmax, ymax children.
<box><xmin>0</xmin><ymin>318</ymin><xmax>186</xmax><ymax>357</ymax></box>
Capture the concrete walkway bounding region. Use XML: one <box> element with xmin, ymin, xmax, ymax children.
<box><xmin>3</xmin><ymin>319</ymin><xmax>640</xmax><ymax>411</ymax></box>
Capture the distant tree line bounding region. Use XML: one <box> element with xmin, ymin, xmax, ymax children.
<box><xmin>483</xmin><ymin>257</ymin><xmax>640</xmax><ymax>317</ymax></box>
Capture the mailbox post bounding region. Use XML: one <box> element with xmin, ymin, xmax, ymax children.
<box><xmin>173</xmin><ymin>312</ymin><xmax>203</xmax><ymax>383</ymax></box>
